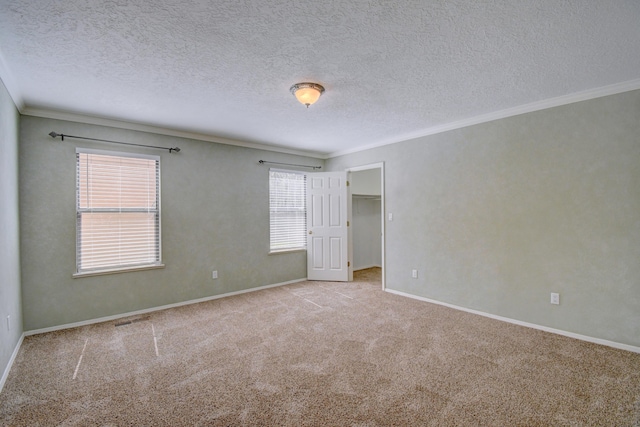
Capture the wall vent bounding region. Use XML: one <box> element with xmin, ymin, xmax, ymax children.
<box><xmin>114</xmin><ymin>316</ymin><xmax>150</xmax><ymax>327</ymax></box>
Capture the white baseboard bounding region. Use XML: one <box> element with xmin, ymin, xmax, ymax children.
<box><xmin>0</xmin><ymin>332</ymin><xmax>25</xmax><ymax>394</ymax></box>
<box><xmin>26</xmin><ymin>278</ymin><xmax>307</xmax><ymax>336</ymax></box>
<box><xmin>385</xmin><ymin>288</ymin><xmax>640</xmax><ymax>354</ymax></box>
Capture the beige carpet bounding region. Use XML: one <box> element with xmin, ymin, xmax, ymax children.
<box><xmin>1</xmin><ymin>268</ymin><xmax>639</xmax><ymax>426</ymax></box>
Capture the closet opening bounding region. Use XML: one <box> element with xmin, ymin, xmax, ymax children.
<box><xmin>348</xmin><ymin>163</ymin><xmax>385</xmax><ymax>290</ymax></box>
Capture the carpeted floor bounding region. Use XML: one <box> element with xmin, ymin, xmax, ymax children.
<box><xmin>1</xmin><ymin>268</ymin><xmax>639</xmax><ymax>426</ymax></box>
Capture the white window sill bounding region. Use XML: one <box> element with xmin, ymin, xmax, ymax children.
<box><xmin>269</xmin><ymin>248</ymin><xmax>306</xmax><ymax>255</ymax></box>
<box><xmin>73</xmin><ymin>263</ymin><xmax>165</xmax><ymax>278</ymax></box>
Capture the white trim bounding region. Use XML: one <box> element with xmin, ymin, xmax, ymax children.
<box><xmin>385</xmin><ymin>288</ymin><xmax>640</xmax><ymax>354</ymax></box>
<box><xmin>347</xmin><ymin>162</ymin><xmax>385</xmax><ymax>173</ymax></box>
<box><xmin>268</xmin><ymin>248</ymin><xmax>306</xmax><ymax>255</ymax></box>
<box><xmin>328</xmin><ymin>79</ymin><xmax>640</xmax><ymax>158</ymax></box>
<box><xmin>72</xmin><ymin>263</ymin><xmax>165</xmax><ymax>278</ymax></box>
<box><xmin>25</xmin><ymin>278</ymin><xmax>307</xmax><ymax>336</ymax></box>
<box><xmin>346</xmin><ymin>162</ymin><xmax>385</xmax><ymax>291</ymax></box>
<box><xmin>18</xmin><ymin>80</ymin><xmax>640</xmax><ymax>160</ymax></box>
<box><xmin>0</xmin><ymin>333</ymin><xmax>25</xmax><ymax>394</ymax></box>
<box><xmin>24</xmin><ymin>107</ymin><xmax>328</xmax><ymax>159</ymax></box>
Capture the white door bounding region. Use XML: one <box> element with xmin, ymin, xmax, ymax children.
<box><xmin>307</xmin><ymin>171</ymin><xmax>351</xmax><ymax>281</ymax></box>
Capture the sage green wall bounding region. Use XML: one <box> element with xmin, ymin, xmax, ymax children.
<box><xmin>327</xmin><ymin>90</ymin><xmax>640</xmax><ymax>348</ymax></box>
<box><xmin>0</xmin><ymin>78</ymin><xmax>22</xmax><ymax>380</ymax></box>
<box><xmin>19</xmin><ymin>116</ymin><xmax>320</xmax><ymax>330</ymax></box>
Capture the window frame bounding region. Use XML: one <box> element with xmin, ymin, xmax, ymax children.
<box><xmin>74</xmin><ymin>148</ymin><xmax>164</xmax><ymax>277</ymax></box>
<box><xmin>268</xmin><ymin>168</ymin><xmax>307</xmax><ymax>254</ymax></box>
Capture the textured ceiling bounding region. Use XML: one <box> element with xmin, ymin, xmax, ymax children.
<box><xmin>1</xmin><ymin>1</ymin><xmax>640</xmax><ymax>157</ymax></box>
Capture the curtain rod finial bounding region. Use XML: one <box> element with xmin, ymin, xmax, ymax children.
<box><xmin>49</xmin><ymin>131</ymin><xmax>64</xmax><ymax>140</ymax></box>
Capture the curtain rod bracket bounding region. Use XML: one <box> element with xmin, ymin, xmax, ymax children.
<box><xmin>48</xmin><ymin>132</ymin><xmax>181</xmax><ymax>153</ymax></box>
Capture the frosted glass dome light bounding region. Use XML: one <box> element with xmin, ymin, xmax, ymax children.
<box><xmin>290</xmin><ymin>82</ymin><xmax>325</xmax><ymax>108</ymax></box>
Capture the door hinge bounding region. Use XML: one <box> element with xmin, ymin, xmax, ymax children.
<box><xmin>346</xmin><ymin>181</ymin><xmax>350</xmax><ymax>186</ymax></box>
<box><xmin>347</xmin><ymin>221</ymin><xmax>350</xmax><ymax>227</ymax></box>
<box><xmin>348</xmin><ymin>261</ymin><xmax>350</xmax><ymax>267</ymax></box>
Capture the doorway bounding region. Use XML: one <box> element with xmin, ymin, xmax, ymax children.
<box><xmin>347</xmin><ymin>163</ymin><xmax>385</xmax><ymax>290</ymax></box>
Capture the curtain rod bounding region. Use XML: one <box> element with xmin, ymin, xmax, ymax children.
<box><xmin>48</xmin><ymin>132</ymin><xmax>181</xmax><ymax>153</ymax></box>
<box><xmin>258</xmin><ymin>160</ymin><xmax>321</xmax><ymax>170</ymax></box>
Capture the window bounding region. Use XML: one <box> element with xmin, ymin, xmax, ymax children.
<box><xmin>76</xmin><ymin>148</ymin><xmax>161</xmax><ymax>275</ymax></box>
<box><xmin>269</xmin><ymin>170</ymin><xmax>306</xmax><ymax>252</ymax></box>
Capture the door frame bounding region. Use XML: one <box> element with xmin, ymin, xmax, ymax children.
<box><xmin>346</xmin><ymin>162</ymin><xmax>385</xmax><ymax>290</ymax></box>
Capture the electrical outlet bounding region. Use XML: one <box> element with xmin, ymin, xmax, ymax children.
<box><xmin>212</xmin><ymin>270</ymin><xmax>218</xmax><ymax>280</ymax></box>
<box><xmin>550</xmin><ymin>293</ymin><xmax>560</xmax><ymax>305</ymax></box>
<box><xmin>388</xmin><ymin>213</ymin><xmax>393</xmax><ymax>221</ymax></box>
<box><xmin>412</xmin><ymin>269</ymin><xmax>418</xmax><ymax>279</ymax></box>
<box><xmin>6</xmin><ymin>315</ymin><xmax>10</xmax><ymax>332</ymax></box>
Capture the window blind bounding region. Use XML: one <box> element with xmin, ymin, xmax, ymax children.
<box><xmin>269</xmin><ymin>170</ymin><xmax>306</xmax><ymax>252</ymax></box>
<box><xmin>76</xmin><ymin>149</ymin><xmax>161</xmax><ymax>273</ymax></box>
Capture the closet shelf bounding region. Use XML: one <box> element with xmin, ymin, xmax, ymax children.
<box><xmin>352</xmin><ymin>194</ymin><xmax>381</xmax><ymax>200</ymax></box>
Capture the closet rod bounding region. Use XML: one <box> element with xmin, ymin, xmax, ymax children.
<box><xmin>48</xmin><ymin>132</ymin><xmax>181</xmax><ymax>153</ymax></box>
<box><xmin>258</xmin><ymin>160</ymin><xmax>321</xmax><ymax>170</ymax></box>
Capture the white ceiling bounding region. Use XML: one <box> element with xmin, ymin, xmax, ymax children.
<box><xmin>1</xmin><ymin>1</ymin><xmax>640</xmax><ymax>157</ymax></box>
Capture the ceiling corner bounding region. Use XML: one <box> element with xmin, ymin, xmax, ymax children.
<box><xmin>0</xmin><ymin>48</ymin><xmax>25</xmax><ymax>111</ymax></box>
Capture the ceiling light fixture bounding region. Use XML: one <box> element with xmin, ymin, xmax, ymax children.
<box><xmin>290</xmin><ymin>82</ymin><xmax>325</xmax><ymax>108</ymax></box>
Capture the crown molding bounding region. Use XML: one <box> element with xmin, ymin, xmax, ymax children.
<box><xmin>328</xmin><ymin>79</ymin><xmax>640</xmax><ymax>158</ymax></box>
<box><xmin>13</xmin><ymin>77</ymin><xmax>640</xmax><ymax>161</ymax></box>
<box><xmin>21</xmin><ymin>107</ymin><xmax>329</xmax><ymax>159</ymax></box>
